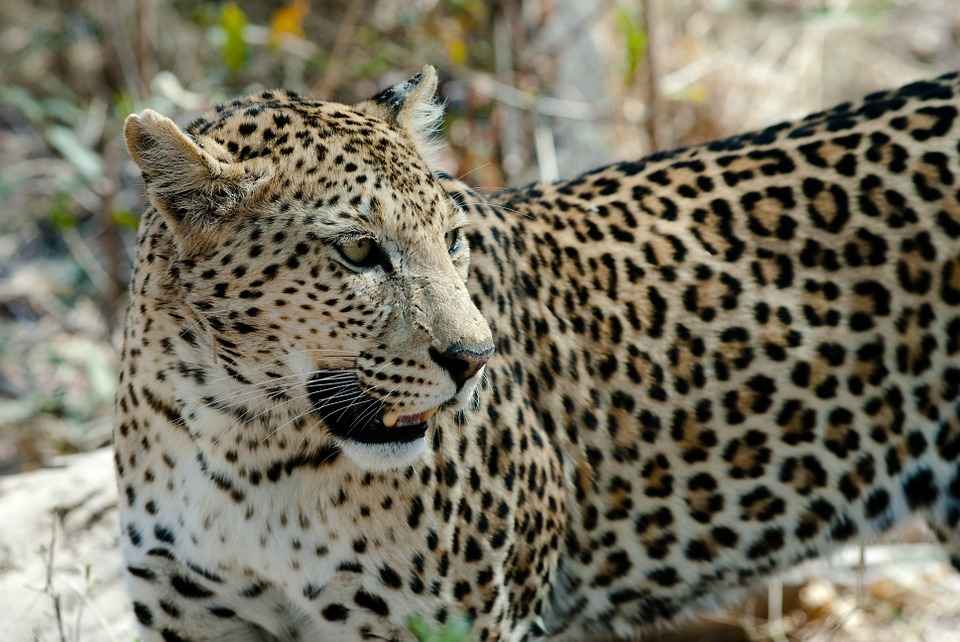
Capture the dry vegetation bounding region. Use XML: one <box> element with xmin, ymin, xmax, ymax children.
<box><xmin>3</xmin><ymin>1</ymin><xmax>960</xmax><ymax>640</ymax></box>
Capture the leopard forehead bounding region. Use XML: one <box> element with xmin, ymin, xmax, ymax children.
<box><xmin>185</xmin><ymin>90</ymin><xmax>455</xmax><ymax>236</ymax></box>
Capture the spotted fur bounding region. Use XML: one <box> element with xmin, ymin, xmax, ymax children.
<box><xmin>116</xmin><ymin>67</ymin><xmax>960</xmax><ymax>641</ymax></box>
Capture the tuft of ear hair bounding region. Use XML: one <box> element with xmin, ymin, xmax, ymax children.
<box><xmin>356</xmin><ymin>65</ymin><xmax>446</xmax><ymax>167</ymax></box>
<box><xmin>124</xmin><ymin>109</ymin><xmax>269</xmax><ymax>253</ymax></box>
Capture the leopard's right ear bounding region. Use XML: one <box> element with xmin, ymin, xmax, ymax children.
<box><xmin>124</xmin><ymin>109</ymin><xmax>270</xmax><ymax>252</ymax></box>
<box><xmin>124</xmin><ymin>109</ymin><xmax>220</xmax><ymax>183</ymax></box>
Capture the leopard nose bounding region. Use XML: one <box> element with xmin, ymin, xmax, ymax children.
<box><xmin>429</xmin><ymin>344</ymin><xmax>494</xmax><ymax>390</ymax></box>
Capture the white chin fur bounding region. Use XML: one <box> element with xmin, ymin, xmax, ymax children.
<box><xmin>339</xmin><ymin>438</ymin><xmax>428</xmax><ymax>471</ymax></box>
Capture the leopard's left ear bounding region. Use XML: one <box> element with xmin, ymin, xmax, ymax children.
<box><xmin>356</xmin><ymin>65</ymin><xmax>444</xmax><ymax>165</ymax></box>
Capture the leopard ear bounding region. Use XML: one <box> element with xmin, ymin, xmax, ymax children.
<box><xmin>356</xmin><ymin>65</ymin><xmax>444</xmax><ymax>166</ymax></box>
<box><xmin>124</xmin><ymin>109</ymin><xmax>268</xmax><ymax>252</ymax></box>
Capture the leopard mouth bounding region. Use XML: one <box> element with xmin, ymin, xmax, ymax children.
<box><xmin>382</xmin><ymin>407</ymin><xmax>438</xmax><ymax>428</ymax></box>
<box><xmin>306</xmin><ymin>371</ymin><xmax>435</xmax><ymax>445</ymax></box>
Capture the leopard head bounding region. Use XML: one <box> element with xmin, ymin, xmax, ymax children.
<box><xmin>124</xmin><ymin>66</ymin><xmax>493</xmax><ymax>470</ymax></box>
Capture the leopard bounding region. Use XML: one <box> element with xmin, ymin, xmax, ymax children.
<box><xmin>116</xmin><ymin>65</ymin><xmax>960</xmax><ymax>642</ymax></box>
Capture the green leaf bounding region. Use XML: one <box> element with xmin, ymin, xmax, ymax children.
<box><xmin>48</xmin><ymin>192</ymin><xmax>76</xmax><ymax>230</ymax></box>
<box><xmin>220</xmin><ymin>3</ymin><xmax>249</xmax><ymax>74</ymax></box>
<box><xmin>40</xmin><ymin>97</ymin><xmax>84</xmax><ymax>125</ymax></box>
<box><xmin>0</xmin><ymin>87</ymin><xmax>83</xmax><ymax>126</ymax></box>
<box><xmin>356</xmin><ymin>53</ymin><xmax>391</xmax><ymax>78</ymax></box>
<box><xmin>407</xmin><ymin>614</ymin><xmax>472</xmax><ymax>642</ymax></box>
<box><xmin>114</xmin><ymin>92</ymin><xmax>135</xmax><ymax>120</ymax></box>
<box><xmin>615</xmin><ymin>6</ymin><xmax>648</xmax><ymax>86</ymax></box>
<box><xmin>407</xmin><ymin>614</ymin><xmax>433</xmax><ymax>641</ymax></box>
<box><xmin>111</xmin><ymin>210</ymin><xmax>140</xmax><ymax>230</ymax></box>
<box><xmin>46</xmin><ymin>125</ymin><xmax>103</xmax><ymax>183</ymax></box>
<box><xmin>0</xmin><ymin>86</ymin><xmax>46</xmax><ymax>122</ymax></box>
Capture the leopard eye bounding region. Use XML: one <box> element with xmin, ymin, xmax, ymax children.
<box><xmin>446</xmin><ymin>228</ymin><xmax>463</xmax><ymax>255</ymax></box>
<box><xmin>336</xmin><ymin>237</ymin><xmax>377</xmax><ymax>269</ymax></box>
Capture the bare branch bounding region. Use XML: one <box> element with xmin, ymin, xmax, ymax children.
<box><xmin>642</xmin><ymin>0</ymin><xmax>661</xmax><ymax>151</ymax></box>
<box><xmin>314</xmin><ymin>2</ymin><xmax>364</xmax><ymax>97</ymax></box>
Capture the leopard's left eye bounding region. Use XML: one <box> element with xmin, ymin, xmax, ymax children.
<box><xmin>446</xmin><ymin>228</ymin><xmax>463</xmax><ymax>255</ymax></box>
<box><xmin>336</xmin><ymin>237</ymin><xmax>378</xmax><ymax>269</ymax></box>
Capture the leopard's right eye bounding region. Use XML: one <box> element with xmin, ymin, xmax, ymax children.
<box><xmin>335</xmin><ymin>237</ymin><xmax>385</xmax><ymax>272</ymax></box>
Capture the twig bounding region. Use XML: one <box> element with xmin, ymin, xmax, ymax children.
<box><xmin>533</xmin><ymin>122</ymin><xmax>558</xmax><ymax>183</ymax></box>
<box><xmin>494</xmin><ymin>7</ymin><xmax>524</xmax><ymax>182</ymax></box>
<box><xmin>135</xmin><ymin>0</ymin><xmax>154</xmax><ymax>96</ymax></box>
<box><xmin>857</xmin><ymin>541</ymin><xmax>866</xmax><ymax>609</ymax></box>
<box><xmin>104</xmin><ymin>0</ymin><xmax>144</xmax><ymax>100</ymax></box>
<box><xmin>641</xmin><ymin>0</ymin><xmax>660</xmax><ymax>151</ymax></box>
<box><xmin>62</xmin><ymin>227</ymin><xmax>113</xmax><ymax>297</ymax></box>
<box><xmin>63</xmin><ymin>572</ymin><xmax>122</xmax><ymax>642</ymax></box>
<box><xmin>43</xmin><ymin>519</ymin><xmax>67</xmax><ymax>642</ymax></box>
<box><xmin>464</xmin><ymin>69</ymin><xmax>604</xmax><ymax>121</ymax></box>
<box><xmin>314</xmin><ymin>1</ymin><xmax>364</xmax><ymax>97</ymax></box>
<box><xmin>767</xmin><ymin>578</ymin><xmax>789</xmax><ymax>642</ymax></box>
<box><xmin>99</xmin><ymin>142</ymin><xmax>124</xmax><ymax>332</ymax></box>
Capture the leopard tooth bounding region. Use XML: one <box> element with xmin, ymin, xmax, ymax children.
<box><xmin>382</xmin><ymin>411</ymin><xmax>400</xmax><ymax>428</ymax></box>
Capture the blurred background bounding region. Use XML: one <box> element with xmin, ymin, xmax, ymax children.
<box><xmin>3</xmin><ymin>1</ymin><xmax>960</xmax><ymax>640</ymax></box>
